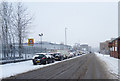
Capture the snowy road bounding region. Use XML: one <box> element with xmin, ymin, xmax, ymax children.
<box><xmin>3</xmin><ymin>53</ymin><xmax>116</xmax><ymax>79</ymax></box>
<box><xmin>0</xmin><ymin>54</ymin><xmax>83</xmax><ymax>79</ymax></box>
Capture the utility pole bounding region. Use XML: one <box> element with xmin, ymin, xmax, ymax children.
<box><xmin>65</xmin><ymin>27</ymin><xmax>67</xmax><ymax>45</ymax></box>
<box><xmin>65</xmin><ymin>27</ymin><xmax>67</xmax><ymax>50</ymax></box>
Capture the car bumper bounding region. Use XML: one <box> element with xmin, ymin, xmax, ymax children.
<box><xmin>55</xmin><ymin>57</ymin><xmax>61</xmax><ymax>60</ymax></box>
<box><xmin>32</xmin><ymin>59</ymin><xmax>45</xmax><ymax>64</ymax></box>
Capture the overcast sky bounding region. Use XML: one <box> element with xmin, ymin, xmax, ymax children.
<box><xmin>24</xmin><ymin>2</ymin><xmax>118</xmax><ymax>48</ymax></box>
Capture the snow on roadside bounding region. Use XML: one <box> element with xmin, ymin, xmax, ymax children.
<box><xmin>0</xmin><ymin>54</ymin><xmax>84</xmax><ymax>79</ymax></box>
<box><xmin>95</xmin><ymin>52</ymin><xmax>119</xmax><ymax>78</ymax></box>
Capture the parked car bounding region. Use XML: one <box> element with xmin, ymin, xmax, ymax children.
<box><xmin>73</xmin><ymin>52</ymin><xmax>77</xmax><ymax>56</ymax></box>
<box><xmin>32</xmin><ymin>53</ymin><xmax>55</xmax><ymax>65</ymax></box>
<box><xmin>81</xmin><ymin>51</ymin><xmax>85</xmax><ymax>54</ymax></box>
<box><xmin>48</xmin><ymin>53</ymin><xmax>55</xmax><ymax>57</ymax></box>
<box><xmin>68</xmin><ymin>52</ymin><xmax>74</xmax><ymax>58</ymax></box>
<box><xmin>53</xmin><ymin>52</ymin><xmax>64</xmax><ymax>61</ymax></box>
<box><xmin>57</xmin><ymin>50</ymin><xmax>69</xmax><ymax>59</ymax></box>
<box><xmin>76</xmin><ymin>51</ymin><xmax>82</xmax><ymax>55</ymax></box>
<box><xmin>63</xmin><ymin>54</ymin><xmax>68</xmax><ymax>59</ymax></box>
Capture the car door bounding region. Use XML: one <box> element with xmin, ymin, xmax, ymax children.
<box><xmin>47</xmin><ymin>55</ymin><xmax>51</xmax><ymax>63</ymax></box>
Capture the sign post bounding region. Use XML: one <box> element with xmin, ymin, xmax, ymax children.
<box><xmin>28</xmin><ymin>39</ymin><xmax>34</xmax><ymax>58</ymax></box>
<box><xmin>28</xmin><ymin>39</ymin><xmax>34</xmax><ymax>46</ymax></box>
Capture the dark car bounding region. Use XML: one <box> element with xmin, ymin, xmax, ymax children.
<box><xmin>48</xmin><ymin>53</ymin><xmax>55</xmax><ymax>57</ymax></box>
<box><xmin>32</xmin><ymin>53</ymin><xmax>55</xmax><ymax>65</ymax></box>
<box><xmin>53</xmin><ymin>53</ymin><xmax>64</xmax><ymax>61</ymax></box>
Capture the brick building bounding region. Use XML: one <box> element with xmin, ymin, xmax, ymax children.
<box><xmin>100</xmin><ymin>40</ymin><xmax>110</xmax><ymax>54</ymax></box>
<box><xmin>108</xmin><ymin>36</ymin><xmax>120</xmax><ymax>58</ymax></box>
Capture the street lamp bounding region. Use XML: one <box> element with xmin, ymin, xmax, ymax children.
<box><xmin>65</xmin><ymin>27</ymin><xmax>67</xmax><ymax>50</ymax></box>
<box><xmin>65</xmin><ymin>27</ymin><xmax>67</xmax><ymax>45</ymax></box>
<box><xmin>39</xmin><ymin>33</ymin><xmax>43</xmax><ymax>53</ymax></box>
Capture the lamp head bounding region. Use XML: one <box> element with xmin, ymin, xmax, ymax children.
<box><xmin>39</xmin><ymin>33</ymin><xmax>43</xmax><ymax>36</ymax></box>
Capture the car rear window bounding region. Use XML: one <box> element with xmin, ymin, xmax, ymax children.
<box><xmin>54</xmin><ymin>53</ymin><xmax>60</xmax><ymax>56</ymax></box>
<box><xmin>36</xmin><ymin>54</ymin><xmax>45</xmax><ymax>58</ymax></box>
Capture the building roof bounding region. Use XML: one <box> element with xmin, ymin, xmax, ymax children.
<box><xmin>109</xmin><ymin>36</ymin><xmax>120</xmax><ymax>43</ymax></box>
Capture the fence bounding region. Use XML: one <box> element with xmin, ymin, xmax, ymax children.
<box><xmin>0</xmin><ymin>45</ymin><xmax>50</xmax><ymax>64</ymax></box>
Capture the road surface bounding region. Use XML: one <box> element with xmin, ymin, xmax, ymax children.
<box><xmin>5</xmin><ymin>53</ymin><xmax>116</xmax><ymax>79</ymax></box>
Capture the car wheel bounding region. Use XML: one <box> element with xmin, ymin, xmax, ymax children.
<box><xmin>44</xmin><ymin>61</ymin><xmax>48</xmax><ymax>64</ymax></box>
<box><xmin>52</xmin><ymin>60</ymin><xmax>55</xmax><ymax>63</ymax></box>
<box><xmin>46</xmin><ymin>61</ymin><xmax>49</xmax><ymax>64</ymax></box>
<box><xmin>60</xmin><ymin>58</ymin><xmax>62</xmax><ymax>61</ymax></box>
<box><xmin>48</xmin><ymin>61</ymin><xmax>50</xmax><ymax>64</ymax></box>
<box><xmin>33</xmin><ymin>63</ymin><xmax>37</xmax><ymax>65</ymax></box>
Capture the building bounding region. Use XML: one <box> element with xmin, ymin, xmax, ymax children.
<box><xmin>14</xmin><ymin>41</ymin><xmax>72</xmax><ymax>54</ymax></box>
<box><xmin>23</xmin><ymin>41</ymin><xmax>71</xmax><ymax>50</ymax></box>
<box><xmin>100</xmin><ymin>40</ymin><xmax>110</xmax><ymax>54</ymax></box>
<box><xmin>80</xmin><ymin>44</ymin><xmax>91</xmax><ymax>52</ymax></box>
<box><xmin>88</xmin><ymin>46</ymin><xmax>92</xmax><ymax>52</ymax></box>
<box><xmin>73</xmin><ymin>43</ymin><xmax>81</xmax><ymax>50</ymax></box>
<box><xmin>108</xmin><ymin>37</ymin><xmax>120</xmax><ymax>58</ymax></box>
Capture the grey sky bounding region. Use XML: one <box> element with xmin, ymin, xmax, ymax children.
<box><xmin>24</xmin><ymin>2</ymin><xmax>118</xmax><ymax>48</ymax></box>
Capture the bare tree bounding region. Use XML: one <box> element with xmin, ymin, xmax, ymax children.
<box><xmin>0</xmin><ymin>1</ymin><xmax>32</xmax><ymax>58</ymax></box>
<box><xmin>0</xmin><ymin>2</ymin><xmax>13</xmax><ymax>58</ymax></box>
<box><xmin>13</xmin><ymin>2</ymin><xmax>32</xmax><ymax>57</ymax></box>
<box><xmin>0</xmin><ymin>4</ymin><xmax>2</xmax><ymax>57</ymax></box>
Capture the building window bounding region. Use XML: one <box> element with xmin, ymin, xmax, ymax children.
<box><xmin>112</xmin><ymin>47</ymin><xmax>114</xmax><ymax>51</ymax></box>
<box><xmin>110</xmin><ymin>47</ymin><xmax>113</xmax><ymax>51</ymax></box>
<box><xmin>115</xmin><ymin>47</ymin><xmax>117</xmax><ymax>52</ymax></box>
<box><xmin>115</xmin><ymin>40</ymin><xmax>117</xmax><ymax>47</ymax></box>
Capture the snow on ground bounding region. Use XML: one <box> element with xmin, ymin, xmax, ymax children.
<box><xmin>0</xmin><ymin>54</ymin><xmax>85</xmax><ymax>79</ymax></box>
<box><xmin>95</xmin><ymin>52</ymin><xmax>119</xmax><ymax>78</ymax></box>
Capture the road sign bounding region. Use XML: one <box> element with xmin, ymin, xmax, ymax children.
<box><xmin>28</xmin><ymin>39</ymin><xmax>34</xmax><ymax>46</ymax></box>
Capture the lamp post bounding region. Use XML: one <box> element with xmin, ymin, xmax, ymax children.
<box><xmin>65</xmin><ymin>27</ymin><xmax>67</xmax><ymax>50</ymax></box>
<box><xmin>65</xmin><ymin>27</ymin><xmax>67</xmax><ymax>45</ymax></box>
<box><xmin>39</xmin><ymin>33</ymin><xmax>43</xmax><ymax>53</ymax></box>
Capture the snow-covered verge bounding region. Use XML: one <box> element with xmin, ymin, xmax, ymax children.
<box><xmin>0</xmin><ymin>54</ymin><xmax>85</xmax><ymax>79</ymax></box>
<box><xmin>95</xmin><ymin>52</ymin><xmax>119</xmax><ymax>78</ymax></box>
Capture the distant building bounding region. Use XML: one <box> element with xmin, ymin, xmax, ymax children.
<box><xmin>88</xmin><ymin>46</ymin><xmax>92</xmax><ymax>52</ymax></box>
<box><xmin>73</xmin><ymin>43</ymin><xmax>81</xmax><ymax>50</ymax></box>
<box><xmin>100</xmin><ymin>40</ymin><xmax>110</xmax><ymax>54</ymax></box>
<box><xmin>13</xmin><ymin>41</ymin><xmax>72</xmax><ymax>54</ymax></box>
<box><xmin>80</xmin><ymin>44</ymin><xmax>91</xmax><ymax>52</ymax></box>
<box><xmin>23</xmin><ymin>41</ymin><xmax>72</xmax><ymax>50</ymax></box>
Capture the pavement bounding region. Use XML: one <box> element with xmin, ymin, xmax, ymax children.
<box><xmin>4</xmin><ymin>53</ymin><xmax>117</xmax><ymax>79</ymax></box>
